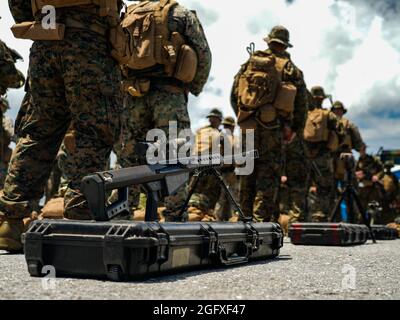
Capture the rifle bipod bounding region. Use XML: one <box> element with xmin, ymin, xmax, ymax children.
<box><xmin>178</xmin><ymin>167</ymin><xmax>252</xmax><ymax>223</ymax></box>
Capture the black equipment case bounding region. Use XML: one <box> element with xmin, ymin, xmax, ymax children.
<box><xmin>23</xmin><ymin>219</ymin><xmax>283</xmax><ymax>281</ymax></box>
<box><xmin>369</xmin><ymin>225</ymin><xmax>398</xmax><ymax>240</ymax></box>
<box><xmin>288</xmin><ymin>223</ymin><xmax>369</xmax><ymax>246</ymax></box>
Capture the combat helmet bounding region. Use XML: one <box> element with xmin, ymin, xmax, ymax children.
<box><xmin>264</xmin><ymin>25</ymin><xmax>293</xmax><ymax>48</ymax></box>
<box><xmin>310</xmin><ymin>86</ymin><xmax>327</xmax><ymax>99</ymax></box>
<box><xmin>331</xmin><ymin>101</ymin><xmax>347</xmax><ymax>114</ymax></box>
<box><xmin>206</xmin><ymin>108</ymin><xmax>223</xmax><ymax>120</ymax></box>
<box><xmin>221</xmin><ymin>116</ymin><xmax>235</xmax><ymax>127</ymax></box>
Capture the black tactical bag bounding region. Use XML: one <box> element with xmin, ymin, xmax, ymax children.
<box><xmin>368</xmin><ymin>225</ymin><xmax>398</xmax><ymax>240</ymax></box>
<box><xmin>23</xmin><ymin>219</ymin><xmax>283</xmax><ymax>281</ymax></box>
<box><xmin>288</xmin><ymin>223</ymin><xmax>369</xmax><ymax>246</ymax></box>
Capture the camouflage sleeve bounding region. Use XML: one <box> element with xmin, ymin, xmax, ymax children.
<box><xmin>0</xmin><ymin>39</ymin><xmax>25</xmax><ymax>94</ymax></box>
<box><xmin>283</xmin><ymin>62</ymin><xmax>308</xmax><ymax>134</ymax></box>
<box><xmin>349</xmin><ymin>122</ymin><xmax>365</xmax><ymax>152</ymax></box>
<box><xmin>170</xmin><ymin>6</ymin><xmax>212</xmax><ymax>96</ymax></box>
<box><xmin>8</xmin><ymin>0</ymin><xmax>35</xmax><ymax>23</ymax></box>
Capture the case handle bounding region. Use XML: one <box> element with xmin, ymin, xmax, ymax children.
<box><xmin>217</xmin><ymin>245</ymin><xmax>250</xmax><ymax>266</ymax></box>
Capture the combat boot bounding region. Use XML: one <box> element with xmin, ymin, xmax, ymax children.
<box><xmin>0</xmin><ymin>216</ymin><xmax>24</xmax><ymax>253</ymax></box>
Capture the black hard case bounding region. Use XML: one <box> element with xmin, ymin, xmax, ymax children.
<box><xmin>369</xmin><ymin>225</ymin><xmax>398</xmax><ymax>240</ymax></box>
<box><xmin>23</xmin><ymin>219</ymin><xmax>283</xmax><ymax>281</ymax></box>
<box><xmin>289</xmin><ymin>223</ymin><xmax>369</xmax><ymax>246</ymax></box>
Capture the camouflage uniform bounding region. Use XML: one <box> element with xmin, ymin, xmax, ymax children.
<box><xmin>0</xmin><ymin>2</ymin><xmax>123</xmax><ymax>251</ymax></box>
<box><xmin>331</xmin><ymin>101</ymin><xmax>365</xmax><ymax>184</ymax></box>
<box><xmin>191</xmin><ymin>109</ymin><xmax>223</xmax><ymax>212</ymax></box>
<box><xmin>281</xmin><ymin>133</ymin><xmax>309</xmax><ymax>223</ymax></box>
<box><xmin>377</xmin><ymin>161</ymin><xmax>399</xmax><ymax>223</ymax></box>
<box><xmin>0</xmin><ymin>99</ymin><xmax>15</xmax><ymax>189</ymax></box>
<box><xmin>304</xmin><ymin>88</ymin><xmax>344</xmax><ymax>222</ymax></box>
<box><xmin>232</xmin><ymin>26</ymin><xmax>308</xmax><ymax>222</ymax></box>
<box><xmin>114</xmin><ymin>1</ymin><xmax>212</xmax><ymax>220</ymax></box>
<box><xmin>0</xmin><ymin>39</ymin><xmax>25</xmax><ymax>95</ymax></box>
<box><xmin>214</xmin><ymin>117</ymin><xmax>239</xmax><ymax>221</ymax></box>
<box><xmin>356</xmin><ymin>154</ymin><xmax>386</xmax><ymax>222</ymax></box>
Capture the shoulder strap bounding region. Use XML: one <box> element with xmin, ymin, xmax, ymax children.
<box><xmin>275</xmin><ymin>56</ymin><xmax>289</xmax><ymax>73</ymax></box>
<box><xmin>154</xmin><ymin>0</ymin><xmax>177</xmax><ymax>62</ymax></box>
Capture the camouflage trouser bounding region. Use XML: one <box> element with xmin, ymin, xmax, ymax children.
<box><xmin>44</xmin><ymin>162</ymin><xmax>63</xmax><ymax>203</ymax></box>
<box><xmin>113</xmin><ymin>87</ymin><xmax>191</xmax><ymax>219</ymax></box>
<box><xmin>239</xmin><ymin>126</ymin><xmax>282</xmax><ymax>222</ymax></box>
<box><xmin>309</xmin><ymin>151</ymin><xmax>335</xmax><ymax>221</ymax></box>
<box><xmin>214</xmin><ymin>170</ymin><xmax>239</xmax><ymax>221</ymax></box>
<box><xmin>0</xmin><ymin>32</ymin><xmax>122</xmax><ymax>220</ymax></box>
<box><xmin>281</xmin><ymin>136</ymin><xmax>309</xmax><ymax>223</ymax></box>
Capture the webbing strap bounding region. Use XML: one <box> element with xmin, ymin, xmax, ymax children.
<box><xmin>154</xmin><ymin>0</ymin><xmax>177</xmax><ymax>63</ymax></box>
<box><xmin>274</xmin><ymin>56</ymin><xmax>290</xmax><ymax>82</ymax></box>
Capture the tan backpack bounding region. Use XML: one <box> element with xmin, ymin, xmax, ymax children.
<box><xmin>110</xmin><ymin>0</ymin><xmax>198</xmax><ymax>83</ymax></box>
<box><xmin>31</xmin><ymin>0</ymin><xmax>120</xmax><ymax>17</ymax></box>
<box><xmin>304</xmin><ymin>109</ymin><xmax>330</xmax><ymax>143</ymax></box>
<box><xmin>236</xmin><ymin>51</ymin><xmax>297</xmax><ymax>121</ymax></box>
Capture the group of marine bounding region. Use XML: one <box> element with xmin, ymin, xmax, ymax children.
<box><xmin>0</xmin><ymin>0</ymin><xmax>399</xmax><ymax>253</ymax></box>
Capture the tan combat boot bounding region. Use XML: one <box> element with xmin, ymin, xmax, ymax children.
<box><xmin>0</xmin><ymin>216</ymin><xmax>24</xmax><ymax>253</ymax></box>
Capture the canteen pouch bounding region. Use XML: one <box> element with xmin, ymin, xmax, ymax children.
<box><xmin>174</xmin><ymin>44</ymin><xmax>198</xmax><ymax>83</ymax></box>
<box><xmin>11</xmin><ymin>21</ymin><xmax>65</xmax><ymax>40</ymax></box>
<box><xmin>273</xmin><ymin>82</ymin><xmax>297</xmax><ymax>118</ymax></box>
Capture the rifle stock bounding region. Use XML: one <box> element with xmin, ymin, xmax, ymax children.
<box><xmin>82</xmin><ymin>151</ymin><xmax>258</xmax><ymax>221</ymax></box>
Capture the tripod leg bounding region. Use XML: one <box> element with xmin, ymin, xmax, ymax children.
<box><xmin>211</xmin><ymin>168</ymin><xmax>251</xmax><ymax>222</ymax></box>
<box><xmin>350</xmin><ymin>187</ymin><xmax>376</xmax><ymax>243</ymax></box>
<box><xmin>347</xmin><ymin>189</ymin><xmax>355</xmax><ymax>223</ymax></box>
<box><xmin>330</xmin><ymin>190</ymin><xmax>346</xmax><ymax>222</ymax></box>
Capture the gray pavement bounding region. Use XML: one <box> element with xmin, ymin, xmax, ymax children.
<box><xmin>1</xmin><ymin>238</ymin><xmax>399</xmax><ymax>300</ymax></box>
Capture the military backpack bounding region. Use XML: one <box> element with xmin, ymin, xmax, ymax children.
<box><xmin>235</xmin><ymin>50</ymin><xmax>297</xmax><ymax>124</ymax></box>
<box><xmin>110</xmin><ymin>0</ymin><xmax>198</xmax><ymax>87</ymax></box>
<box><xmin>304</xmin><ymin>108</ymin><xmax>339</xmax><ymax>152</ymax></box>
<box><xmin>0</xmin><ymin>40</ymin><xmax>25</xmax><ymax>95</ymax></box>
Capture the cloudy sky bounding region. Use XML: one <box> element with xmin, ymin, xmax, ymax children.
<box><xmin>1</xmin><ymin>0</ymin><xmax>399</xmax><ymax>153</ymax></box>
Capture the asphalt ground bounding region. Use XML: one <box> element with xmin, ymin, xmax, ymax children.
<box><xmin>1</xmin><ymin>238</ymin><xmax>399</xmax><ymax>300</ymax></box>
